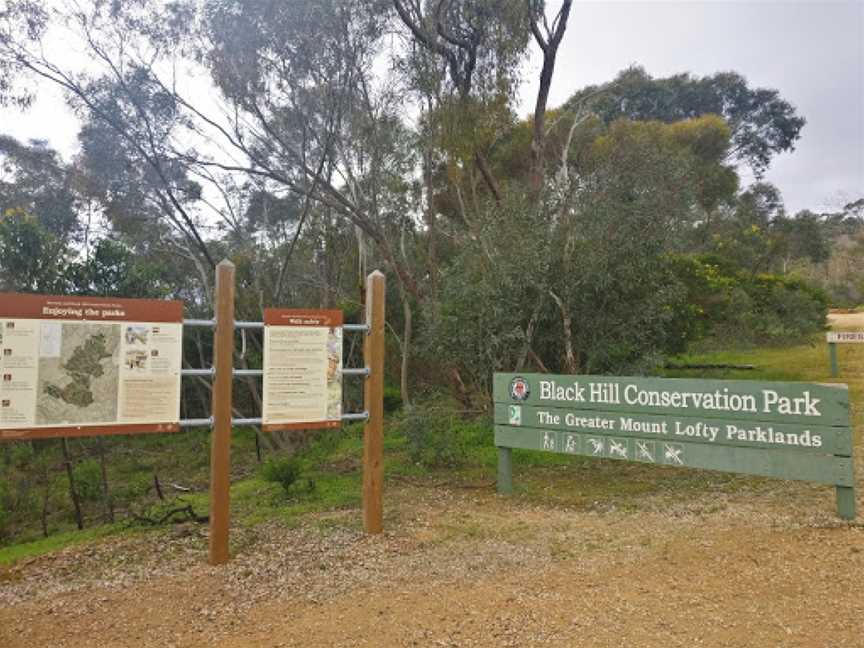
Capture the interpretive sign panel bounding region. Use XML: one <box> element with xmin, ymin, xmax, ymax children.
<box><xmin>827</xmin><ymin>332</ymin><xmax>864</xmax><ymax>343</ymax></box>
<box><xmin>0</xmin><ymin>293</ymin><xmax>183</xmax><ymax>440</ymax></box>
<box><xmin>494</xmin><ymin>373</ymin><xmax>856</xmax><ymax>519</ymax></box>
<box><xmin>262</xmin><ymin>309</ymin><xmax>343</xmax><ymax>432</ymax></box>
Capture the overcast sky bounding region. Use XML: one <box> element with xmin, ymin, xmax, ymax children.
<box><xmin>2</xmin><ymin>0</ymin><xmax>862</xmax><ymax>214</ymax></box>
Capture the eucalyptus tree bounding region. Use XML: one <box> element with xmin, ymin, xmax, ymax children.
<box><xmin>0</xmin><ymin>135</ymin><xmax>80</xmax><ymax>238</ymax></box>
<box><xmin>430</xmin><ymin>113</ymin><xmax>742</xmax><ymax>392</ymax></box>
<box><xmin>0</xmin><ymin>135</ymin><xmax>76</xmax><ymax>292</ymax></box>
<box><xmin>0</xmin><ymin>210</ymin><xmax>70</xmax><ymax>292</ymax></box>
<box><xmin>1</xmin><ymin>1</ymin><xmax>412</xmax><ymax>301</ymax></box>
<box><xmin>565</xmin><ymin>66</ymin><xmax>806</xmax><ymax>178</ymax></box>
<box><xmin>1</xmin><ymin>0</ymin><xmax>220</xmax><ymax>298</ymax></box>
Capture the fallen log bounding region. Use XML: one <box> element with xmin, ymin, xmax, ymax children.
<box><xmin>664</xmin><ymin>363</ymin><xmax>755</xmax><ymax>370</ymax></box>
<box><xmin>129</xmin><ymin>502</ymin><xmax>208</xmax><ymax>526</ymax></box>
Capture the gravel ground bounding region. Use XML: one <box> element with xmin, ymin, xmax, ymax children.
<box><xmin>1</xmin><ymin>482</ymin><xmax>863</xmax><ymax>648</ymax></box>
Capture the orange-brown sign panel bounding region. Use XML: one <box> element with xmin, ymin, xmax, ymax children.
<box><xmin>261</xmin><ymin>309</ymin><xmax>343</xmax><ymax>432</ymax></box>
<box><xmin>0</xmin><ymin>292</ymin><xmax>183</xmax><ymax>440</ymax></box>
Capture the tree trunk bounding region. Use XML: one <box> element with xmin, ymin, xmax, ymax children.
<box><xmin>41</xmin><ymin>482</ymin><xmax>50</xmax><ymax>538</ymax></box>
<box><xmin>96</xmin><ymin>436</ymin><xmax>114</xmax><ymax>523</ymax></box>
<box><xmin>516</xmin><ymin>301</ymin><xmax>544</xmax><ymax>371</ymax></box>
<box><xmin>400</xmin><ymin>290</ymin><xmax>413</xmax><ymax>405</ymax></box>
<box><xmin>423</xmin><ymin>147</ymin><xmax>439</xmax><ymax>300</ymax></box>
<box><xmin>549</xmin><ymin>290</ymin><xmax>578</xmax><ymax>374</ymax></box>
<box><xmin>448</xmin><ymin>368</ymin><xmax>471</xmax><ymax>411</ymax></box>
<box><xmin>474</xmin><ymin>151</ymin><xmax>503</xmax><ymax>206</ymax></box>
<box><xmin>154</xmin><ymin>473</ymin><xmax>165</xmax><ymax>501</ymax></box>
<box><xmin>61</xmin><ymin>438</ymin><xmax>84</xmax><ymax>531</ymax></box>
<box><xmin>529</xmin><ymin>0</ymin><xmax>574</xmax><ymax>197</ymax></box>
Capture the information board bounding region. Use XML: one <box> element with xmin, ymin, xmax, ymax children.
<box><xmin>0</xmin><ymin>293</ymin><xmax>183</xmax><ymax>440</ymax></box>
<box><xmin>261</xmin><ymin>309</ymin><xmax>343</xmax><ymax>432</ymax></box>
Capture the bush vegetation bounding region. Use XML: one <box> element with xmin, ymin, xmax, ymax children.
<box><xmin>260</xmin><ymin>457</ymin><xmax>302</xmax><ymax>495</ymax></box>
<box><xmin>671</xmin><ymin>254</ymin><xmax>828</xmax><ymax>348</ymax></box>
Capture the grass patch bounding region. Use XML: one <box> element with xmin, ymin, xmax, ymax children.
<box><xmin>0</xmin><ymin>523</ymin><xmax>137</xmax><ymax>566</ymax></box>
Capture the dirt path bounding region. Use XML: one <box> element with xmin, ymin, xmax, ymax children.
<box><xmin>828</xmin><ymin>310</ymin><xmax>864</xmax><ymax>330</ymax></box>
<box><xmin>2</xmin><ymin>484</ymin><xmax>863</xmax><ymax>647</ymax></box>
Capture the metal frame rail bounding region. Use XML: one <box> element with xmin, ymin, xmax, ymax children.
<box><xmin>178</xmin><ymin>319</ymin><xmax>371</xmax><ymax>427</ymax></box>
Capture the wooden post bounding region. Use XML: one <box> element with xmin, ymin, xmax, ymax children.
<box><xmin>497</xmin><ymin>447</ymin><xmax>513</xmax><ymax>494</ymax></box>
<box><xmin>836</xmin><ymin>485</ymin><xmax>857</xmax><ymax>520</ymax></box>
<box><xmin>209</xmin><ymin>260</ymin><xmax>235</xmax><ymax>565</ymax></box>
<box><xmin>829</xmin><ymin>342</ymin><xmax>839</xmax><ymax>377</ymax></box>
<box><xmin>363</xmin><ymin>270</ymin><xmax>385</xmax><ymax>534</ymax></box>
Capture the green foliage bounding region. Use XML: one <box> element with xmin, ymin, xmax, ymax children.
<box><xmin>671</xmin><ymin>255</ymin><xmax>827</xmax><ymax>347</ymax></box>
<box><xmin>383</xmin><ymin>385</ymin><xmax>403</xmax><ymax>413</ymax></box>
<box><xmin>427</xmin><ymin>197</ymin><xmax>547</xmax><ymax>392</ymax></box>
<box><xmin>395</xmin><ymin>0</ymin><xmax>531</xmax><ymax>102</ymax></box>
<box><xmin>736</xmin><ymin>274</ymin><xmax>828</xmax><ymax>343</ymax></box>
<box><xmin>773</xmin><ymin>211</ymin><xmax>829</xmax><ymax>266</ymax></box>
<box><xmin>427</xmin><ymin>116</ymin><xmax>736</xmax><ymax>387</ymax></box>
<box><xmin>0</xmin><ymin>525</ymin><xmax>128</xmax><ymax>567</ymax></box>
<box><xmin>0</xmin><ymin>135</ymin><xmax>80</xmax><ymax>238</ymax></box>
<box><xmin>64</xmin><ymin>239</ymin><xmax>171</xmax><ymax>298</ymax></box>
<box><xmin>793</xmin><ymin>207</ymin><xmax>864</xmax><ymax>307</ymax></box>
<box><xmin>567</xmin><ymin>65</ymin><xmax>805</xmax><ymax>177</ymax></box>
<box><xmin>8</xmin><ymin>442</ymin><xmax>34</xmax><ymax>467</ymax></box>
<box><xmin>399</xmin><ymin>406</ymin><xmax>491</xmax><ymax>468</ymax></box>
<box><xmin>72</xmin><ymin>460</ymin><xmax>103</xmax><ymax>503</ymax></box>
<box><xmin>260</xmin><ymin>457</ymin><xmax>302</xmax><ymax>495</ymax></box>
<box><xmin>0</xmin><ymin>210</ymin><xmax>70</xmax><ymax>292</ymax></box>
<box><xmin>401</xmin><ymin>412</ymin><xmax>465</xmax><ymax>468</ymax></box>
<box><xmin>123</xmin><ymin>473</ymin><xmax>157</xmax><ymax>500</ymax></box>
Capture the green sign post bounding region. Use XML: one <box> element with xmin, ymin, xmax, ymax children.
<box><xmin>494</xmin><ymin>373</ymin><xmax>856</xmax><ymax>519</ymax></box>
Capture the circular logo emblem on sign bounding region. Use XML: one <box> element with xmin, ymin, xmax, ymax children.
<box><xmin>509</xmin><ymin>376</ymin><xmax>530</xmax><ymax>401</ymax></box>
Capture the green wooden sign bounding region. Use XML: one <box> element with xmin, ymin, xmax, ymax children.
<box><xmin>494</xmin><ymin>373</ymin><xmax>856</xmax><ymax>519</ymax></box>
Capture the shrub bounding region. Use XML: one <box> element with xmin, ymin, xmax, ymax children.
<box><xmin>671</xmin><ymin>254</ymin><xmax>828</xmax><ymax>348</ymax></box>
<box><xmin>9</xmin><ymin>442</ymin><xmax>34</xmax><ymax>468</ymax></box>
<box><xmin>72</xmin><ymin>459</ymin><xmax>104</xmax><ymax>502</ymax></box>
<box><xmin>399</xmin><ymin>406</ymin><xmax>492</xmax><ymax>468</ymax></box>
<box><xmin>401</xmin><ymin>409</ymin><xmax>463</xmax><ymax>468</ymax></box>
<box><xmin>260</xmin><ymin>457</ymin><xmax>301</xmax><ymax>495</ymax></box>
<box><xmin>383</xmin><ymin>385</ymin><xmax>403</xmax><ymax>413</ymax></box>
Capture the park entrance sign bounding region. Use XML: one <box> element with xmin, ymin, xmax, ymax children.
<box><xmin>493</xmin><ymin>373</ymin><xmax>856</xmax><ymax>519</ymax></box>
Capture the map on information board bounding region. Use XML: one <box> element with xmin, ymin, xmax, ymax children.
<box><xmin>38</xmin><ymin>322</ymin><xmax>120</xmax><ymax>425</ymax></box>
<box><xmin>0</xmin><ymin>294</ymin><xmax>184</xmax><ymax>440</ymax></box>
